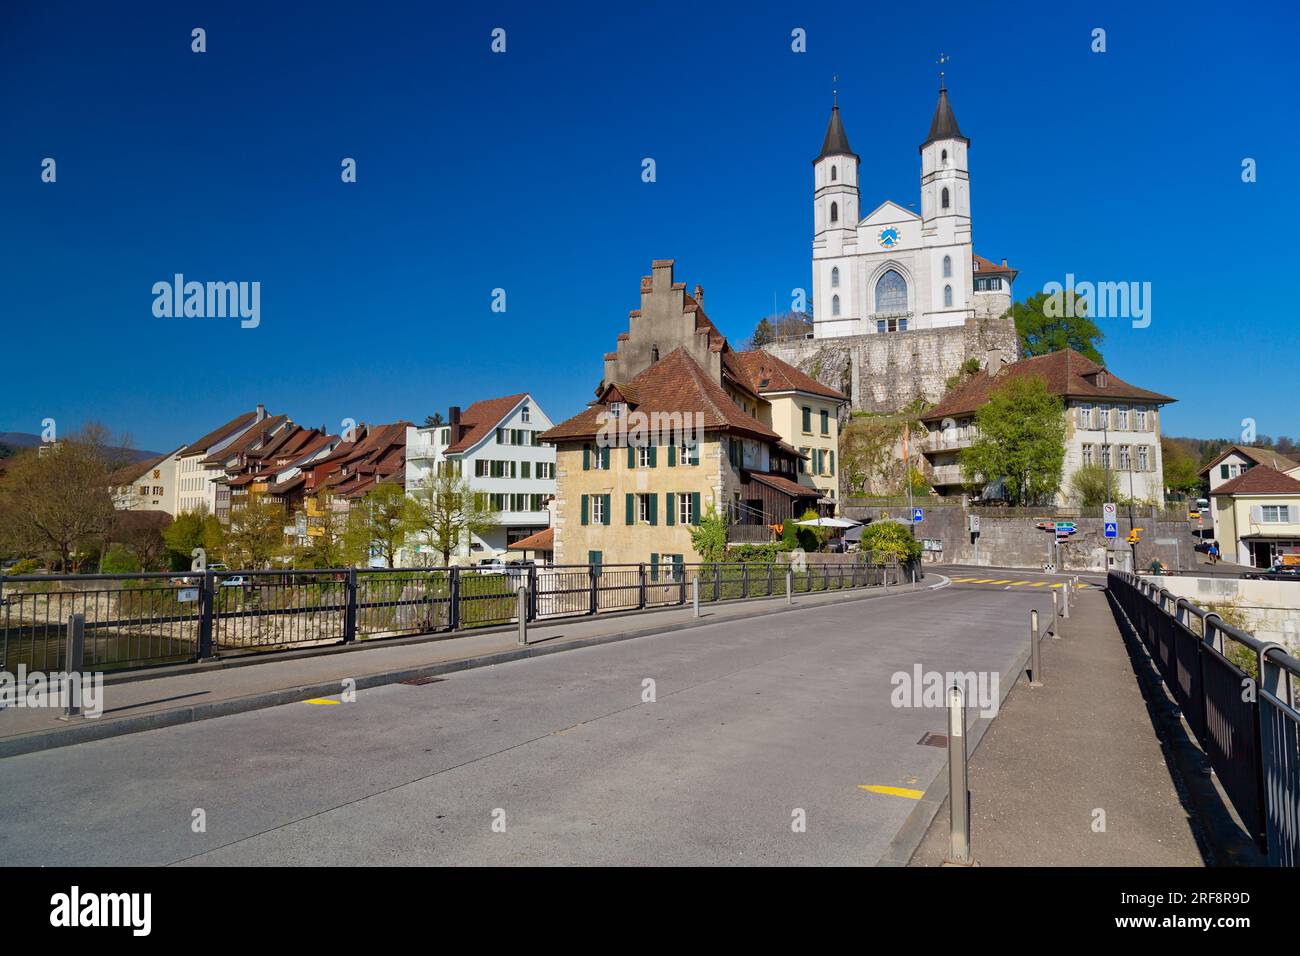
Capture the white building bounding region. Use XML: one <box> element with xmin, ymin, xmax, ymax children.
<box><xmin>403</xmin><ymin>394</ymin><xmax>557</xmax><ymax>564</ymax></box>
<box><xmin>1198</xmin><ymin>445</ymin><xmax>1300</xmax><ymax>548</ymax></box>
<box><xmin>811</xmin><ymin>79</ymin><xmax>1015</xmax><ymax>338</ymax></box>
<box><xmin>110</xmin><ymin>446</ymin><xmax>184</xmax><ymax>515</ymax></box>
<box><xmin>174</xmin><ymin>406</ymin><xmax>269</xmax><ymax>515</ymax></box>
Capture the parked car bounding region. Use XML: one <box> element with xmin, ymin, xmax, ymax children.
<box><xmin>220</xmin><ymin>575</ymin><xmax>249</xmax><ymax>588</ymax></box>
<box><xmin>474</xmin><ymin>558</ymin><xmax>506</xmax><ymax>573</ymax></box>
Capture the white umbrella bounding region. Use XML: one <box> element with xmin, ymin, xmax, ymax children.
<box><xmin>794</xmin><ymin>517</ymin><xmax>861</xmax><ymax>529</ymax></box>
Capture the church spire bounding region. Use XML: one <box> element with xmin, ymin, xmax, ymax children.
<box><xmin>920</xmin><ymin>84</ymin><xmax>968</xmax><ymax>150</ymax></box>
<box><xmin>815</xmin><ymin>103</ymin><xmax>858</xmax><ymax>164</ymax></box>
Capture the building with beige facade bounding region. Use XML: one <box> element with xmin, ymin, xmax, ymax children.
<box><xmin>541</xmin><ymin>259</ymin><xmax>848</xmax><ymax>567</ymax></box>
<box><xmin>1209</xmin><ymin>465</ymin><xmax>1300</xmax><ymax>568</ymax></box>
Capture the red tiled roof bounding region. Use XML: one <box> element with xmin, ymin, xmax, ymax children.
<box><xmin>729</xmin><ymin>350</ymin><xmax>847</xmax><ymax>401</ymax></box>
<box><xmin>973</xmin><ymin>254</ymin><xmax>1018</xmax><ymax>281</ymax></box>
<box><xmin>181</xmin><ymin>410</ymin><xmax>260</xmax><ymax>457</ymax></box>
<box><xmin>541</xmin><ymin>347</ymin><xmax>781</xmax><ymax>443</ymax></box>
<box><xmin>203</xmin><ymin>415</ymin><xmax>291</xmax><ymax>464</ymax></box>
<box><xmin>507</xmin><ymin>527</ymin><xmax>554</xmax><ymax>552</ymax></box>
<box><xmin>445</xmin><ymin>394</ymin><xmax>528</xmax><ymax>454</ymax></box>
<box><xmin>1198</xmin><ymin>445</ymin><xmax>1300</xmax><ymax>478</ymax></box>
<box><xmin>922</xmin><ymin>349</ymin><xmax>1175</xmax><ymax>421</ymax></box>
<box><xmin>108</xmin><ymin>447</ymin><xmax>180</xmax><ymax>486</ymax></box>
<box><xmin>1213</xmin><ymin>464</ymin><xmax>1300</xmax><ymax>496</ymax></box>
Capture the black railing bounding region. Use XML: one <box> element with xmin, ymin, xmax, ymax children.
<box><xmin>0</xmin><ymin>557</ymin><xmax>897</xmax><ymax>674</ymax></box>
<box><xmin>1109</xmin><ymin>571</ymin><xmax>1300</xmax><ymax>865</ymax></box>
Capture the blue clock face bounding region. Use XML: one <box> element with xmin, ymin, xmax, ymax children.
<box><xmin>878</xmin><ymin>227</ymin><xmax>900</xmax><ymax>248</ymax></box>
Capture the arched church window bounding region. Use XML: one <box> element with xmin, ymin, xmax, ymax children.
<box><xmin>832</xmin><ymin>295</ymin><xmax>841</xmax><ymax>316</ymax></box>
<box><xmin>943</xmin><ymin>255</ymin><xmax>951</xmax><ymax>278</ymax></box>
<box><xmin>941</xmin><ymin>187</ymin><xmax>950</xmax><ymax>210</ymax></box>
<box><xmin>651</xmin><ymin>344</ymin><xmax>660</xmax><ymax>363</ymax></box>
<box><xmin>831</xmin><ymin>267</ymin><xmax>840</xmax><ymax>288</ymax></box>
<box><xmin>941</xmin><ymin>149</ymin><xmax>948</xmax><ymax>166</ymax></box>
<box><xmin>944</xmin><ymin>285</ymin><xmax>953</xmax><ymax>308</ymax></box>
<box><xmin>874</xmin><ymin>270</ymin><xmax>908</xmax><ymax>314</ymax></box>
<box><xmin>830</xmin><ymin>165</ymin><xmax>837</xmax><ymax>181</ymax></box>
<box><xmin>830</xmin><ymin>201</ymin><xmax>839</xmax><ymax>224</ymax></box>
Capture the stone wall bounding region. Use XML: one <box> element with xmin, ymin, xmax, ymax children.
<box><xmin>765</xmin><ymin>315</ymin><xmax>1018</xmax><ymax>414</ymax></box>
<box><xmin>843</xmin><ymin>503</ymin><xmax>1198</xmax><ymax>572</ymax></box>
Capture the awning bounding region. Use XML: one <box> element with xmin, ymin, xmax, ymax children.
<box><xmin>794</xmin><ymin>517</ymin><xmax>861</xmax><ymax>529</ymax></box>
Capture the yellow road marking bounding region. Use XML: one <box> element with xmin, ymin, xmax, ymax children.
<box><xmin>859</xmin><ymin>784</ymin><xmax>925</xmax><ymax>800</ymax></box>
<box><xmin>1049</xmin><ymin>583</ymin><xmax>1064</xmax><ymax>589</ymax></box>
<box><xmin>1008</xmin><ymin>581</ymin><xmax>1032</xmax><ymax>586</ymax></box>
<box><xmin>951</xmin><ymin>577</ymin><xmax>977</xmax><ymax>582</ymax></box>
<box><xmin>1029</xmin><ymin>582</ymin><xmax>1048</xmax><ymax>587</ymax></box>
<box><xmin>305</xmin><ymin>698</ymin><xmax>341</xmax><ymax>705</ymax></box>
<box><xmin>988</xmin><ymin>579</ymin><xmax>1013</xmax><ymax>585</ymax></box>
<box><xmin>967</xmin><ymin>578</ymin><xmax>996</xmax><ymax>583</ymax></box>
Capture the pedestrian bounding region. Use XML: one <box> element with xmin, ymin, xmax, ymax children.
<box><xmin>1210</xmin><ymin>541</ymin><xmax>1219</xmax><ymax>564</ymax></box>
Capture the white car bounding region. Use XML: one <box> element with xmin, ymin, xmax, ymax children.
<box><xmin>220</xmin><ymin>575</ymin><xmax>249</xmax><ymax>588</ymax></box>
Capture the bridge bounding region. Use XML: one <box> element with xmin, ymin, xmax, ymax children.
<box><xmin>0</xmin><ymin>563</ymin><xmax>1295</xmax><ymax>867</ymax></box>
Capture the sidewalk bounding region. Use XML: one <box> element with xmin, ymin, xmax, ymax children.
<box><xmin>0</xmin><ymin>577</ymin><xmax>936</xmax><ymax>758</ymax></box>
<box><xmin>908</xmin><ymin>585</ymin><xmax>1215</xmax><ymax>866</ymax></box>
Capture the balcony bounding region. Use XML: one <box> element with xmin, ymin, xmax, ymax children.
<box><xmin>930</xmin><ymin>463</ymin><xmax>966</xmax><ymax>486</ymax></box>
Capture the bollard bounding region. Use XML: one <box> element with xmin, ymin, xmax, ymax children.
<box><xmin>944</xmin><ymin>684</ymin><xmax>973</xmax><ymax>865</ymax></box>
<box><xmin>1029</xmin><ymin>609</ymin><xmax>1042</xmax><ymax>686</ymax></box>
<box><xmin>516</xmin><ymin>587</ymin><xmax>528</xmax><ymax>646</ymax></box>
<box><xmin>65</xmin><ymin>613</ymin><xmax>85</xmax><ymax>718</ymax></box>
<box><xmin>1051</xmin><ymin>591</ymin><xmax>1059</xmax><ymax>637</ymax></box>
<box><xmin>786</xmin><ymin>568</ymin><xmax>793</xmax><ymax>604</ymax></box>
<box><xmin>692</xmin><ymin>576</ymin><xmax>700</xmax><ymax>617</ymax></box>
<box><xmin>1061</xmin><ymin>579</ymin><xmax>1070</xmax><ymax>619</ymax></box>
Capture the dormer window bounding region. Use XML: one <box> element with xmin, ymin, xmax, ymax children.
<box><xmin>608</xmin><ymin>401</ymin><xmax>624</xmax><ymax>419</ymax></box>
<box><xmin>1097</xmin><ymin>371</ymin><xmax>1108</xmax><ymax>388</ymax></box>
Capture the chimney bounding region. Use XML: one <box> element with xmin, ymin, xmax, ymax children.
<box><xmin>255</xmin><ymin>403</ymin><xmax>266</xmax><ymax>421</ymax></box>
<box><xmin>693</xmin><ymin>284</ymin><xmax>704</xmax><ymax>306</ymax></box>
<box><xmin>1001</xmin><ymin>258</ymin><xmax>1008</xmax><ymax>268</ymax></box>
<box><xmin>448</xmin><ymin>406</ymin><xmax>463</xmax><ymax>444</ymax></box>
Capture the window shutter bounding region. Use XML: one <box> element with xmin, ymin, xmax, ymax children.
<box><xmin>666</xmin><ymin>492</ymin><xmax>675</xmax><ymax>526</ymax></box>
<box><xmin>691</xmin><ymin>492</ymin><xmax>701</xmax><ymax>525</ymax></box>
<box><xmin>650</xmin><ymin>553</ymin><xmax>659</xmax><ymax>581</ymax></box>
<box><xmin>691</xmin><ymin>444</ymin><xmax>699</xmax><ymax>465</ymax></box>
<box><xmin>601</xmin><ymin>446</ymin><xmax>610</xmax><ymax>469</ymax></box>
<box><xmin>648</xmin><ymin>444</ymin><xmax>657</xmax><ymax>467</ymax></box>
<box><xmin>1250</xmin><ymin>505</ymin><xmax>1263</xmax><ymax>523</ymax></box>
<box><xmin>829</xmin><ymin>450</ymin><xmax>835</xmax><ymax>474</ymax></box>
<box><xmin>583</xmin><ymin>445</ymin><xmax>590</xmax><ymax>470</ymax></box>
<box><xmin>581</xmin><ymin>495</ymin><xmax>589</xmax><ymax>525</ymax></box>
<box><xmin>602</xmin><ymin>494</ymin><xmax>611</xmax><ymax>525</ymax></box>
<box><xmin>628</xmin><ymin>445</ymin><xmax>636</xmax><ymax>468</ymax></box>
<box><xmin>626</xmin><ymin>493</ymin><xmax>635</xmax><ymax>525</ymax></box>
<box><xmin>668</xmin><ymin>444</ymin><xmax>676</xmax><ymax>466</ymax></box>
<box><xmin>649</xmin><ymin>494</ymin><xmax>658</xmax><ymax>526</ymax></box>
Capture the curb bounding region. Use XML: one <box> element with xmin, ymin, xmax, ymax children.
<box><xmin>1</xmin><ymin>580</ymin><xmax>934</xmax><ymax>760</ymax></box>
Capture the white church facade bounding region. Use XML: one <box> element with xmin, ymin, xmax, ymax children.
<box><xmin>811</xmin><ymin>82</ymin><xmax>1016</xmax><ymax>338</ymax></box>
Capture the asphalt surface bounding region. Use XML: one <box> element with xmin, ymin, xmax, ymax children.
<box><xmin>0</xmin><ymin>583</ymin><xmax>1050</xmax><ymax>866</ymax></box>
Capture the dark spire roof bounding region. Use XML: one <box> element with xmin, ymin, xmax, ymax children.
<box><xmin>814</xmin><ymin>105</ymin><xmax>858</xmax><ymax>164</ymax></box>
<box><xmin>920</xmin><ymin>83</ymin><xmax>969</xmax><ymax>151</ymax></box>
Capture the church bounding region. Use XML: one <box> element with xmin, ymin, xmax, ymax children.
<box><xmin>810</xmin><ymin>78</ymin><xmax>1016</xmax><ymax>338</ymax></box>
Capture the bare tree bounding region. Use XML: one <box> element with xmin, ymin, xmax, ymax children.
<box><xmin>405</xmin><ymin>472</ymin><xmax>499</xmax><ymax>566</ymax></box>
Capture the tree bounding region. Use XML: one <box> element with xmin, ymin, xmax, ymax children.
<box><xmin>0</xmin><ymin>424</ymin><xmax>129</xmax><ymax>570</ymax></box>
<box><xmin>404</xmin><ymin>472</ymin><xmax>499</xmax><ymax>566</ymax></box>
<box><xmin>221</xmin><ymin>492</ymin><xmax>289</xmax><ymax>569</ymax></box>
<box><xmin>1161</xmin><ymin>438</ymin><xmax>1202</xmax><ymax>498</ymax></box>
<box><xmin>295</xmin><ymin>489</ymin><xmax>363</xmax><ymax>568</ymax></box>
<box><xmin>750</xmin><ymin>317</ymin><xmax>775</xmax><ymax>348</ymax></box>
<box><xmin>112</xmin><ymin>510</ymin><xmax>172</xmax><ymax>570</ymax></box>
<box><xmin>345</xmin><ymin>481</ymin><xmax>412</xmax><ymax>568</ymax></box>
<box><xmin>1008</xmin><ymin>291</ymin><xmax>1105</xmax><ymax>365</ymax></box>
<box><xmin>423</xmin><ymin>412</ymin><xmax>446</xmax><ymax>428</ymax></box>
<box><xmin>745</xmin><ymin>310</ymin><xmax>812</xmax><ymax>350</ymax></box>
<box><xmin>688</xmin><ymin>503</ymin><xmax>729</xmax><ymax>563</ymax></box>
<box><xmin>859</xmin><ymin>520</ymin><xmax>921</xmax><ymax>563</ymax></box>
<box><xmin>960</xmin><ymin>376</ymin><xmax>1067</xmax><ymax>507</ymax></box>
<box><xmin>1068</xmin><ymin>463</ymin><xmax>1112</xmax><ymax>507</ymax></box>
<box><xmin>162</xmin><ymin>507</ymin><xmax>223</xmax><ymax>570</ymax></box>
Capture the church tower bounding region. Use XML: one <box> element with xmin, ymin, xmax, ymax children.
<box><xmin>812</xmin><ymin>100</ymin><xmax>860</xmax><ymax>335</ymax></box>
<box><xmin>919</xmin><ymin>71</ymin><xmax>973</xmax><ymax>320</ymax></box>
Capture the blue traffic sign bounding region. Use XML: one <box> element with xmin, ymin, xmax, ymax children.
<box><xmin>912</xmin><ymin>508</ymin><xmax>924</xmax><ymax>523</ymax></box>
<box><xmin>1104</xmin><ymin>521</ymin><xmax>1118</xmax><ymax>538</ymax></box>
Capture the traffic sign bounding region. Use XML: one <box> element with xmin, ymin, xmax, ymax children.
<box><xmin>1104</xmin><ymin>521</ymin><xmax>1118</xmax><ymax>539</ymax></box>
<box><xmin>913</xmin><ymin>508</ymin><xmax>924</xmax><ymax>523</ymax></box>
<box><xmin>1103</xmin><ymin>502</ymin><xmax>1117</xmax><ymax>522</ymax></box>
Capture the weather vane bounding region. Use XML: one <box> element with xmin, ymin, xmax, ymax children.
<box><xmin>832</xmin><ymin>73</ymin><xmax>838</xmax><ymax>107</ymax></box>
<box><xmin>937</xmin><ymin>52</ymin><xmax>950</xmax><ymax>89</ymax></box>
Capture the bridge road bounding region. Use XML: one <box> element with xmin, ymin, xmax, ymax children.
<box><xmin>0</xmin><ymin>584</ymin><xmax>1048</xmax><ymax>866</ymax></box>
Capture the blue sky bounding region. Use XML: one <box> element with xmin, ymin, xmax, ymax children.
<box><xmin>1</xmin><ymin>0</ymin><xmax>1295</xmax><ymax>451</ymax></box>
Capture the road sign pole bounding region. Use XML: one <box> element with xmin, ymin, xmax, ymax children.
<box><xmin>1029</xmin><ymin>609</ymin><xmax>1042</xmax><ymax>686</ymax></box>
<box><xmin>944</xmin><ymin>685</ymin><xmax>972</xmax><ymax>866</ymax></box>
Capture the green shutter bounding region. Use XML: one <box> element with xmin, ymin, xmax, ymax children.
<box><xmin>668</xmin><ymin>444</ymin><xmax>676</xmax><ymax>466</ymax></box>
<box><xmin>601</xmin><ymin>446</ymin><xmax>610</xmax><ymax>469</ymax></box>
<box><xmin>648</xmin><ymin>444</ymin><xmax>657</xmax><ymax>467</ymax></box>
<box><xmin>829</xmin><ymin>450</ymin><xmax>835</xmax><ymax>474</ymax></box>
<box><xmin>666</xmin><ymin>492</ymin><xmax>675</xmax><ymax>526</ymax></box>
<box><xmin>691</xmin><ymin>492</ymin><xmax>701</xmax><ymax>525</ymax></box>
<box><xmin>602</xmin><ymin>494</ymin><xmax>611</xmax><ymax>526</ymax></box>
<box><xmin>583</xmin><ymin>444</ymin><xmax>590</xmax><ymax>470</ymax></box>
<box><xmin>628</xmin><ymin>445</ymin><xmax>636</xmax><ymax>468</ymax></box>
<box><xmin>691</xmin><ymin>443</ymin><xmax>699</xmax><ymax>465</ymax></box>
<box><xmin>650</xmin><ymin>553</ymin><xmax>659</xmax><ymax>581</ymax></box>
<box><xmin>581</xmin><ymin>494</ymin><xmax>589</xmax><ymax>525</ymax></box>
<box><xmin>626</xmin><ymin>493</ymin><xmax>634</xmax><ymax>525</ymax></box>
<box><xmin>649</xmin><ymin>494</ymin><xmax>658</xmax><ymax>526</ymax></box>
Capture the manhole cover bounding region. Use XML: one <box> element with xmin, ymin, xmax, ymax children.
<box><xmin>399</xmin><ymin>676</ymin><xmax>445</xmax><ymax>686</ymax></box>
<box><xmin>918</xmin><ymin>732</ymin><xmax>948</xmax><ymax>748</ymax></box>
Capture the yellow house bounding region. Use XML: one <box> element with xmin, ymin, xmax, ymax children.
<box><xmin>540</xmin><ymin>259</ymin><xmax>847</xmax><ymax>567</ymax></box>
<box><xmin>1211</xmin><ymin>465</ymin><xmax>1300</xmax><ymax>568</ymax></box>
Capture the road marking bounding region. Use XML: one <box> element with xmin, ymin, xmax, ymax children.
<box><xmin>1049</xmin><ymin>583</ymin><xmax>1064</xmax><ymax>589</ymax></box>
<box><xmin>1029</xmin><ymin>582</ymin><xmax>1048</xmax><ymax>587</ymax></box>
<box><xmin>1008</xmin><ymin>581</ymin><xmax>1032</xmax><ymax>586</ymax></box>
<box><xmin>859</xmin><ymin>784</ymin><xmax>925</xmax><ymax>800</ymax></box>
<box><xmin>967</xmin><ymin>578</ymin><xmax>996</xmax><ymax>584</ymax></box>
<box><xmin>305</xmin><ymin>698</ymin><xmax>341</xmax><ymax>705</ymax></box>
<box><xmin>988</xmin><ymin>579</ymin><xmax>1013</xmax><ymax>585</ymax></box>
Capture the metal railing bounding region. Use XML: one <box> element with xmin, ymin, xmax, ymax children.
<box><xmin>1109</xmin><ymin>571</ymin><xmax>1300</xmax><ymax>865</ymax></box>
<box><xmin>0</xmin><ymin>557</ymin><xmax>898</xmax><ymax>674</ymax></box>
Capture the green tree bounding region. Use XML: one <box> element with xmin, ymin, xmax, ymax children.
<box><xmin>404</xmin><ymin>472</ymin><xmax>500</xmax><ymax>566</ymax></box>
<box><xmin>688</xmin><ymin>503</ymin><xmax>729</xmax><ymax>563</ymax></box>
<box><xmin>749</xmin><ymin>317</ymin><xmax>775</xmax><ymax>348</ymax></box>
<box><xmin>960</xmin><ymin>376</ymin><xmax>1067</xmax><ymax>506</ymax></box>
<box><xmin>859</xmin><ymin>520</ymin><xmax>921</xmax><ymax>563</ymax></box>
<box><xmin>162</xmin><ymin>507</ymin><xmax>223</xmax><ymax>570</ymax></box>
<box><xmin>423</xmin><ymin>412</ymin><xmax>446</xmax><ymax>428</ymax></box>
<box><xmin>345</xmin><ymin>481</ymin><xmax>412</xmax><ymax>568</ymax></box>
<box><xmin>795</xmin><ymin>507</ymin><xmax>828</xmax><ymax>551</ymax></box>
<box><xmin>294</xmin><ymin>490</ymin><xmax>364</xmax><ymax>568</ymax></box>
<box><xmin>1009</xmin><ymin>291</ymin><xmax>1105</xmax><ymax>364</ymax></box>
<box><xmin>221</xmin><ymin>492</ymin><xmax>288</xmax><ymax>569</ymax></box>
<box><xmin>1161</xmin><ymin>438</ymin><xmax>1202</xmax><ymax>498</ymax></box>
<box><xmin>1068</xmin><ymin>463</ymin><xmax>1112</xmax><ymax>507</ymax></box>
